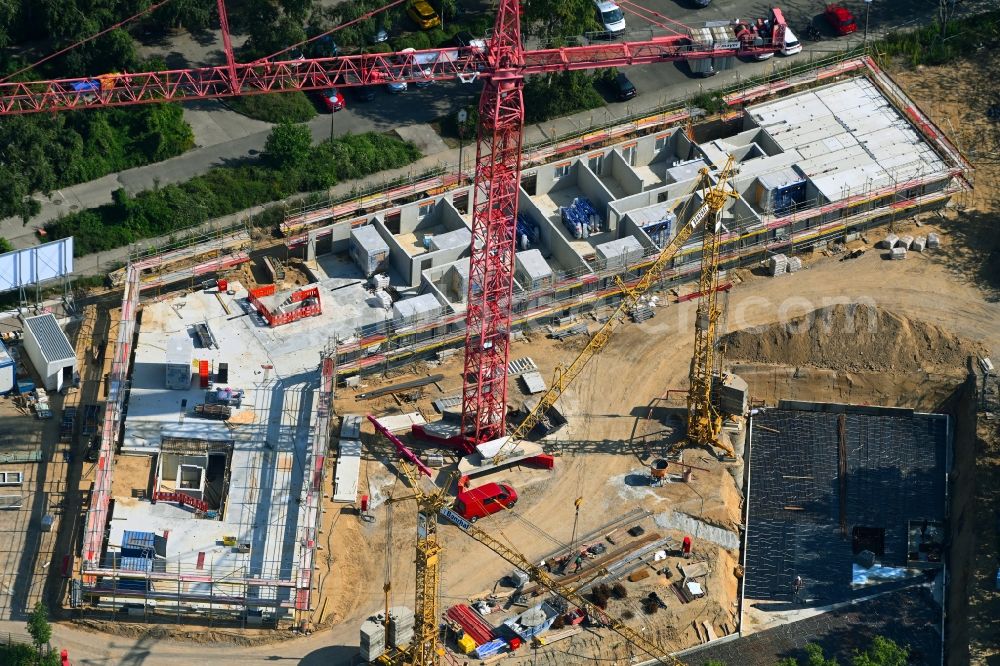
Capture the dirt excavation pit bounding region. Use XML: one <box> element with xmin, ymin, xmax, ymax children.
<box><xmin>722</xmin><ymin>303</ymin><xmax>984</xmax><ymax>374</ymax></box>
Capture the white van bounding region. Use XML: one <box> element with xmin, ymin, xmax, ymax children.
<box><xmin>593</xmin><ymin>0</ymin><xmax>626</xmax><ymax>36</ymax></box>
<box><xmin>755</xmin><ymin>26</ymin><xmax>802</xmax><ymax>60</ymax></box>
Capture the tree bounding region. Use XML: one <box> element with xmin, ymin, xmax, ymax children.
<box><xmin>26</xmin><ymin>601</ymin><xmax>52</xmax><ymax>657</ymax></box>
<box><xmin>263</xmin><ymin>121</ymin><xmax>313</xmax><ymax>169</ymax></box>
<box><xmin>523</xmin><ymin>0</ymin><xmax>598</xmax><ymax>40</ymax></box>
<box><xmin>852</xmin><ymin>636</ymin><xmax>909</xmax><ymax>666</ymax></box>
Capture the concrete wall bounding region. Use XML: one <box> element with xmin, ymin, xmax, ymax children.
<box><xmin>609</xmin><ymin>150</ymin><xmax>645</xmax><ymax>199</ymax></box>
<box><xmin>574</xmin><ymin>162</ymin><xmax>615</xmax><ymax>229</ymax></box>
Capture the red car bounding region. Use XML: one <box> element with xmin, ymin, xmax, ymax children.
<box><xmin>320</xmin><ymin>88</ymin><xmax>345</xmax><ymax>112</ymax></box>
<box><xmin>453</xmin><ymin>482</ymin><xmax>517</xmax><ymax>522</ymax></box>
<box><xmin>824</xmin><ymin>4</ymin><xmax>858</xmax><ymax>35</ymax></box>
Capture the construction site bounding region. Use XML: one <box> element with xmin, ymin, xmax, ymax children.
<box><xmin>7</xmin><ymin>49</ymin><xmax>976</xmax><ymax>664</ymax></box>
<box><xmin>1</xmin><ymin>0</ymin><xmax>1000</xmax><ymax>662</ymax></box>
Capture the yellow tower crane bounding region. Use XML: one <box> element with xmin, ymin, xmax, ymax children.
<box><xmin>686</xmin><ymin>155</ymin><xmax>739</xmax><ymax>454</ymax></box>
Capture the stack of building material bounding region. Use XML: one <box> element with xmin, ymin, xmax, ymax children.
<box><xmin>768</xmin><ymin>254</ymin><xmax>788</xmax><ymax>276</ymax></box>
<box><xmin>912</xmin><ymin>236</ymin><xmax>927</xmax><ymax>252</ymax></box>
<box><xmin>880</xmin><ymin>233</ymin><xmax>899</xmax><ymax>249</ymax></box>
<box><xmin>351</xmin><ymin>225</ymin><xmax>390</xmax><ymax>277</ymax></box>
<box><xmin>560</xmin><ymin>197</ymin><xmax>602</xmax><ymax>239</ymax></box>
<box><xmin>429</xmin><ymin>228</ymin><xmax>472</xmax><ymax>252</ymax></box>
<box><xmin>388</xmin><ymin>606</ymin><xmax>414</xmax><ymax>647</ymax></box>
<box><xmin>595</xmin><ymin>237</ymin><xmax>644</xmax><ymax>270</ymax></box>
<box><xmin>714</xmin><ymin>374</ymin><xmax>748</xmax><ymax>416</ymax></box>
<box><xmin>927</xmin><ymin>232</ymin><xmax>941</xmax><ymax>249</ymax></box>
<box><xmin>507</xmin><ymin>357</ymin><xmax>538</xmax><ymax>376</ymax></box>
<box><xmin>891</xmin><ymin>247</ymin><xmax>907</xmax><ymax>260</ymax></box>
<box><xmin>786</xmin><ymin>256</ymin><xmax>803</xmax><ymax>273</ymax></box>
<box><xmin>896</xmin><ymin>235</ymin><xmax>914</xmax><ymax>250</ymax></box>
<box><xmin>360</xmin><ymin>619</ymin><xmax>386</xmax><ymax>662</ymax></box>
<box><xmin>474</xmin><ymin>638</ymin><xmax>508</xmax><ymax>660</ymax></box>
<box><xmin>520</xmin><ymin>371</ymin><xmax>546</xmax><ymax>394</ymax></box>
<box><xmin>446</xmin><ymin>604</ymin><xmax>496</xmax><ymax>646</ymax></box>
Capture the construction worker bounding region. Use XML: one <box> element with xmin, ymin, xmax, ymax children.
<box><xmin>793</xmin><ymin>575</ymin><xmax>804</xmax><ymax>602</ymax></box>
<box><xmin>573</xmin><ymin>554</ymin><xmax>584</xmax><ymax>573</ymax></box>
<box><xmin>682</xmin><ymin>535</ymin><xmax>692</xmax><ymax>558</ymax></box>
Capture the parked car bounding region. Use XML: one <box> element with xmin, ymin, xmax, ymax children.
<box><xmin>319</xmin><ymin>88</ymin><xmax>345</xmax><ymax>111</ymax></box>
<box><xmin>613</xmin><ymin>72</ymin><xmax>636</xmax><ymax>101</ymax></box>
<box><xmin>754</xmin><ymin>26</ymin><xmax>803</xmax><ymax>60</ymax></box>
<box><xmin>400</xmin><ymin>47</ymin><xmax>434</xmax><ymax>88</ymax></box>
<box><xmin>593</xmin><ymin>0</ymin><xmax>626</xmax><ymax>36</ymax></box>
<box><xmin>386</xmin><ymin>79</ymin><xmax>408</xmax><ymax>93</ymax></box>
<box><xmin>309</xmin><ymin>36</ymin><xmax>339</xmax><ymax>58</ymax></box>
<box><xmin>407</xmin><ymin>0</ymin><xmax>441</xmax><ymax>30</ymax></box>
<box><xmin>373</xmin><ymin>27</ymin><xmax>389</xmax><ymax>44</ymax></box>
<box><xmin>454</xmin><ymin>482</ymin><xmax>518</xmax><ymax>522</ymax></box>
<box><xmin>824</xmin><ymin>4</ymin><xmax>858</xmax><ymax>35</ymax></box>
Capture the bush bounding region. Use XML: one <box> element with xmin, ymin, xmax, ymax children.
<box><xmin>611</xmin><ymin>582</ymin><xmax>627</xmax><ymax>599</ymax></box>
<box><xmin>45</xmin><ymin>131</ymin><xmax>422</xmax><ymax>256</ymax></box>
<box><xmin>689</xmin><ymin>91</ymin><xmax>726</xmax><ymax>115</ymax></box>
<box><xmin>0</xmin><ymin>104</ymin><xmax>194</xmax><ymax>220</ymax></box>
<box><xmin>879</xmin><ymin>10</ymin><xmax>1000</xmax><ymax>67</ymax></box>
<box><xmin>227</xmin><ymin>91</ymin><xmax>317</xmax><ymax>123</ymax></box>
<box><xmin>0</xmin><ymin>643</ymin><xmax>60</xmax><ymax>666</ymax></box>
<box><xmin>523</xmin><ymin>71</ymin><xmax>604</xmax><ymax>124</ymax></box>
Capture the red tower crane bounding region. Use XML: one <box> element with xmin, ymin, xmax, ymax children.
<box><xmin>2</xmin><ymin>0</ymin><xmax>786</xmax><ymax>447</ymax></box>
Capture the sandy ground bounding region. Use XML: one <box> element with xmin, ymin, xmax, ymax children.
<box><xmin>320</xmin><ymin>210</ymin><xmax>1000</xmax><ymax>659</ymax></box>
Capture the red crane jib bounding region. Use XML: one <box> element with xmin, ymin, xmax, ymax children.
<box><xmin>15</xmin><ymin>2</ymin><xmax>786</xmax><ymax>452</ymax></box>
<box><xmin>0</xmin><ymin>11</ymin><xmax>786</xmax><ymax>115</ymax></box>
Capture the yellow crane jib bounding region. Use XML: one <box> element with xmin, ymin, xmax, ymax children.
<box><xmin>496</xmin><ymin>159</ymin><xmax>727</xmax><ymax>464</ymax></box>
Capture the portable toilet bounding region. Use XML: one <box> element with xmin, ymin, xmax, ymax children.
<box><xmin>0</xmin><ymin>339</ymin><xmax>14</xmax><ymax>395</ymax></box>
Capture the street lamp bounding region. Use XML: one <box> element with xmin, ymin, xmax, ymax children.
<box><xmin>457</xmin><ymin>109</ymin><xmax>467</xmax><ymax>186</ymax></box>
<box><xmin>864</xmin><ymin>0</ymin><xmax>873</xmax><ymax>46</ymax></box>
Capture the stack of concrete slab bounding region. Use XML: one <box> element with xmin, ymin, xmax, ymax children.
<box><xmin>768</xmin><ymin>254</ymin><xmax>788</xmax><ymax>276</ymax></box>
<box><xmin>896</xmin><ymin>235</ymin><xmax>914</xmax><ymax>250</ymax></box>
<box><xmin>880</xmin><ymin>233</ymin><xmax>899</xmax><ymax>249</ymax></box>
<box><xmin>787</xmin><ymin>256</ymin><xmax>803</xmax><ymax>273</ymax></box>
<box><xmin>360</xmin><ymin>619</ymin><xmax>386</xmax><ymax>662</ymax></box>
<box><xmin>891</xmin><ymin>247</ymin><xmax>907</xmax><ymax>260</ymax></box>
<box><xmin>429</xmin><ymin>228</ymin><xmax>472</xmax><ymax>252</ymax></box>
<box><xmin>715</xmin><ymin>373</ymin><xmax>748</xmax><ymax>416</ymax></box>
<box><xmin>595</xmin><ymin>237</ymin><xmax>644</xmax><ymax>270</ymax></box>
<box><xmin>515</xmin><ymin>249</ymin><xmax>554</xmax><ymax>289</ymax></box>
<box><xmin>912</xmin><ymin>236</ymin><xmax>927</xmax><ymax>252</ymax></box>
<box><xmin>388</xmin><ymin>606</ymin><xmax>415</xmax><ymax>647</ymax></box>
<box><xmin>927</xmin><ymin>232</ymin><xmax>941</xmax><ymax>249</ymax></box>
<box><xmin>351</xmin><ymin>225</ymin><xmax>390</xmax><ymax>277</ymax></box>
<box><xmin>446</xmin><ymin>262</ymin><xmax>470</xmax><ymax>301</ymax></box>
<box><xmin>392</xmin><ymin>293</ymin><xmax>442</xmax><ymax>325</ymax></box>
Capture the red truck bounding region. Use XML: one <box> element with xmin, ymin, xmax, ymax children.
<box><xmin>824</xmin><ymin>4</ymin><xmax>858</xmax><ymax>35</ymax></box>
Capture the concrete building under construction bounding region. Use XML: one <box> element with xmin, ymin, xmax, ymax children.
<box><xmin>74</xmin><ymin>56</ymin><xmax>970</xmax><ymax>625</ymax></box>
<box><xmin>283</xmin><ymin>62</ymin><xmax>969</xmax><ymax>380</ymax></box>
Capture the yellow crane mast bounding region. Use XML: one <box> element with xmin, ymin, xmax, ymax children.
<box><xmin>686</xmin><ymin>155</ymin><xmax>739</xmax><ymax>454</ymax></box>
<box><xmin>378</xmin><ymin>458</ymin><xmax>451</xmax><ymax>666</ymax></box>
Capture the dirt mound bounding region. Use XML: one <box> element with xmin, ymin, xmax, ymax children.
<box><xmin>722</xmin><ymin>303</ymin><xmax>980</xmax><ymax>373</ymax></box>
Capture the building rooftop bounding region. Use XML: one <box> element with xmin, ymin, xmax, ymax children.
<box><xmin>746</xmin><ymin>78</ymin><xmax>947</xmax><ymax>203</ymax></box>
<box><xmin>745</xmin><ymin>402</ymin><xmax>948</xmax><ymax>606</ymax></box>
<box><xmin>22</xmin><ymin>313</ymin><xmax>75</xmax><ymax>364</ymax></box>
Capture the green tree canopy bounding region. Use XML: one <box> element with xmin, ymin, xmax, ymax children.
<box><xmin>852</xmin><ymin>636</ymin><xmax>909</xmax><ymax>666</ymax></box>
<box><xmin>263</xmin><ymin>121</ymin><xmax>313</xmax><ymax>169</ymax></box>
<box><xmin>26</xmin><ymin>601</ymin><xmax>52</xmax><ymax>654</ymax></box>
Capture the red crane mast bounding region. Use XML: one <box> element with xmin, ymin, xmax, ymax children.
<box><xmin>2</xmin><ymin>1</ymin><xmax>786</xmax><ymax>447</ymax></box>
